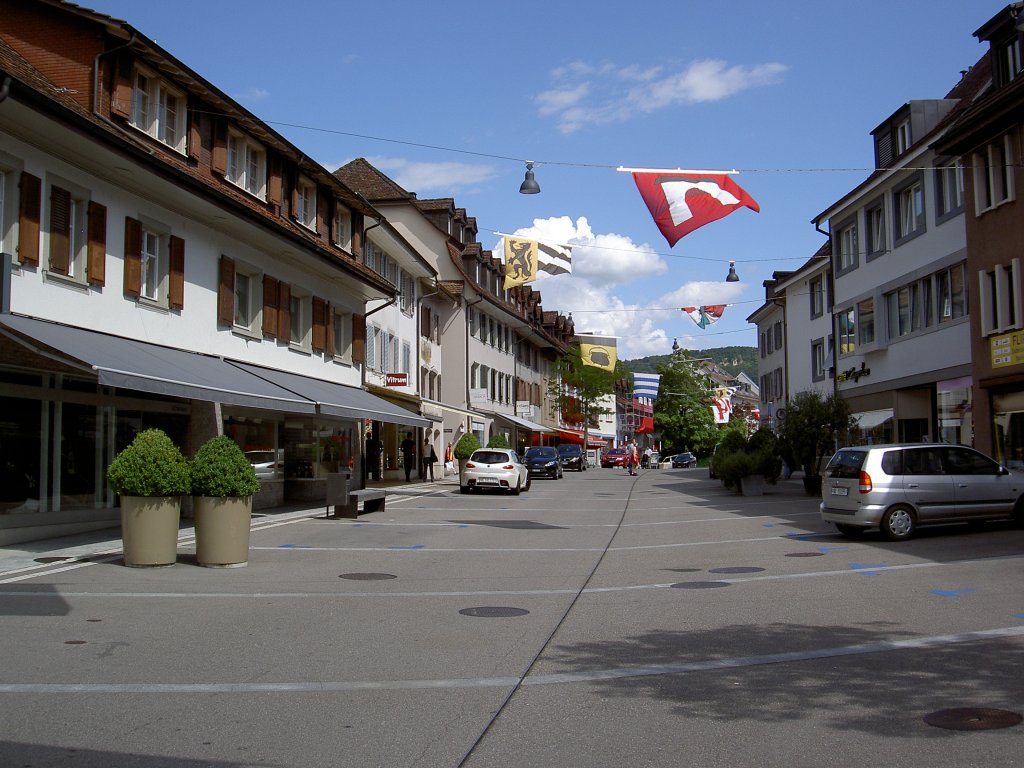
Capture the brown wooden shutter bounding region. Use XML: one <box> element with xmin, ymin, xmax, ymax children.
<box><xmin>289</xmin><ymin>182</ymin><xmax>298</xmax><ymax>222</ymax></box>
<box><xmin>169</xmin><ymin>236</ymin><xmax>185</xmax><ymax>309</ymax></box>
<box><xmin>110</xmin><ymin>55</ymin><xmax>132</xmax><ymax>119</ymax></box>
<box><xmin>352</xmin><ymin>313</ymin><xmax>366</xmax><ymax>363</ymax></box>
<box><xmin>267</xmin><ymin>156</ymin><xmax>282</xmax><ymax>207</ymax></box>
<box><xmin>262</xmin><ymin>275</ymin><xmax>278</xmax><ymax>338</ymax></box>
<box><xmin>315</xmin><ymin>191</ymin><xmax>327</xmax><ymax>238</ymax></box>
<box><xmin>187</xmin><ymin>110</ymin><xmax>201</xmax><ymax>162</ymax></box>
<box><xmin>48</xmin><ymin>185</ymin><xmax>71</xmax><ymax>275</ymax></box>
<box><xmin>421</xmin><ymin>305</ymin><xmax>431</xmax><ymax>338</ymax></box>
<box><xmin>123</xmin><ymin>217</ymin><xmax>142</xmax><ymax>297</ymax></box>
<box><xmin>312</xmin><ymin>296</ymin><xmax>326</xmax><ymax>353</ymax></box>
<box><xmin>18</xmin><ymin>172</ymin><xmax>41</xmax><ymax>266</ymax></box>
<box><xmin>217</xmin><ymin>255</ymin><xmax>234</xmax><ymax>325</ymax></box>
<box><xmin>87</xmin><ymin>201</ymin><xmax>106</xmax><ymax>286</ymax></box>
<box><xmin>277</xmin><ymin>282</ymin><xmax>291</xmax><ymax>340</ymax></box>
<box><xmin>211</xmin><ymin>118</ymin><xmax>227</xmax><ymax>175</ymax></box>
<box><xmin>325</xmin><ymin>302</ymin><xmax>335</xmax><ymax>356</ymax></box>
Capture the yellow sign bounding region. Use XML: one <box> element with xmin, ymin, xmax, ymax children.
<box><xmin>990</xmin><ymin>331</ymin><xmax>1024</xmax><ymax>368</ymax></box>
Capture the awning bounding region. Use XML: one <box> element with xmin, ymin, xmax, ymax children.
<box><xmin>490</xmin><ymin>411</ymin><xmax>555</xmax><ymax>433</ymax></box>
<box><xmin>556</xmin><ymin>428</ymin><xmax>609</xmax><ymax>448</ymax></box>
<box><xmin>233</xmin><ymin>362</ymin><xmax>431</xmax><ymax>428</ymax></box>
<box><xmin>854</xmin><ymin>409</ymin><xmax>894</xmax><ymax>430</ymax></box>
<box><xmin>635</xmin><ymin>416</ymin><xmax>655</xmax><ymax>434</ymax></box>
<box><xmin>0</xmin><ymin>315</ymin><xmax>314</xmax><ymax>413</ymax></box>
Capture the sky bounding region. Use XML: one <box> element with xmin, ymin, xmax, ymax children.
<box><xmin>83</xmin><ymin>0</ymin><xmax>993</xmax><ymax>360</ymax></box>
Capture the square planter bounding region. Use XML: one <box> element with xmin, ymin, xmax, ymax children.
<box><xmin>739</xmin><ymin>475</ymin><xmax>765</xmax><ymax>496</ymax></box>
<box><xmin>193</xmin><ymin>496</ymin><xmax>252</xmax><ymax>568</ymax></box>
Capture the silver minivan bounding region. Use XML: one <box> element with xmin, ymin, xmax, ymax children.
<box><xmin>820</xmin><ymin>443</ymin><xmax>1024</xmax><ymax>540</ymax></box>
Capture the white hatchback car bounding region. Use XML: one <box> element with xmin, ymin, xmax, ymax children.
<box><xmin>460</xmin><ymin>448</ymin><xmax>530</xmax><ymax>495</ymax></box>
<box><xmin>820</xmin><ymin>443</ymin><xmax>1024</xmax><ymax>540</ymax></box>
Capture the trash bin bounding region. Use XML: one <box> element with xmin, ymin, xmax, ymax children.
<box><xmin>326</xmin><ymin>470</ymin><xmax>352</xmax><ymax>517</ymax></box>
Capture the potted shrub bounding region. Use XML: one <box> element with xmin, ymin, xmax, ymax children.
<box><xmin>777</xmin><ymin>391</ymin><xmax>853</xmax><ymax>495</ymax></box>
<box><xmin>106</xmin><ymin>428</ymin><xmax>190</xmax><ymax>567</ymax></box>
<box><xmin>189</xmin><ymin>435</ymin><xmax>260</xmax><ymax>568</ymax></box>
<box><xmin>454</xmin><ymin>431</ymin><xmax>481</xmax><ymax>477</ymax></box>
<box><xmin>713</xmin><ymin>428</ymin><xmax>783</xmax><ymax>496</ymax></box>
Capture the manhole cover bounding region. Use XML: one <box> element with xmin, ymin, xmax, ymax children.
<box><xmin>709</xmin><ymin>566</ymin><xmax>765</xmax><ymax>574</ymax></box>
<box><xmin>671</xmin><ymin>581</ymin><xmax>731</xmax><ymax>589</ymax></box>
<box><xmin>924</xmin><ymin>707</ymin><xmax>1022</xmax><ymax>731</ymax></box>
<box><xmin>64</xmin><ymin>640</ymin><xmax>86</xmax><ymax>645</ymax></box>
<box><xmin>459</xmin><ymin>607</ymin><xmax>530</xmax><ymax>617</ymax></box>
<box><xmin>339</xmin><ymin>573</ymin><xmax>397</xmax><ymax>581</ymax></box>
<box><xmin>786</xmin><ymin>552</ymin><xmax>825</xmax><ymax>558</ymax></box>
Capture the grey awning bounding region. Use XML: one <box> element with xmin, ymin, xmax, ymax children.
<box><xmin>0</xmin><ymin>315</ymin><xmax>314</xmax><ymax>413</ymax></box>
<box><xmin>233</xmin><ymin>361</ymin><xmax>432</xmax><ymax>428</ymax></box>
<box><xmin>490</xmin><ymin>411</ymin><xmax>555</xmax><ymax>433</ymax></box>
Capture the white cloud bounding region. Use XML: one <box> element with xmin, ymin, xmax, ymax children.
<box><xmin>657</xmin><ymin>279</ymin><xmax>746</xmax><ymax>309</ymax></box>
<box><xmin>537</xmin><ymin>58</ymin><xmax>787</xmax><ymax>134</ymax></box>
<box><xmin>231</xmin><ymin>86</ymin><xmax>270</xmax><ymax>103</ymax></box>
<box><xmin>367</xmin><ymin>157</ymin><xmax>497</xmax><ymax>192</ymax></box>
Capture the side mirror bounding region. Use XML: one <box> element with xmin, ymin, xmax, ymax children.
<box><xmin>998</xmin><ymin>465</ymin><xmax>1011</xmax><ymax>476</ymax></box>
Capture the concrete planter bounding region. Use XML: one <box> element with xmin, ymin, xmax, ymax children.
<box><xmin>193</xmin><ymin>496</ymin><xmax>252</xmax><ymax>568</ymax></box>
<box><xmin>121</xmin><ymin>496</ymin><xmax>181</xmax><ymax>567</ymax></box>
<box><xmin>739</xmin><ymin>475</ymin><xmax>765</xmax><ymax>497</ymax></box>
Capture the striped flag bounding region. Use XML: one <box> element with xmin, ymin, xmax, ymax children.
<box><xmin>682</xmin><ymin>305</ymin><xmax>726</xmax><ymax>328</ymax></box>
<box><xmin>502</xmin><ymin>237</ymin><xmax>572</xmax><ymax>290</ymax></box>
<box><xmin>632</xmin><ymin>373</ymin><xmax>661</xmax><ymax>399</ymax></box>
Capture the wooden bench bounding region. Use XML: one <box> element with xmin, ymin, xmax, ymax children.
<box><xmin>329</xmin><ymin>488</ymin><xmax>387</xmax><ymax>519</ymax></box>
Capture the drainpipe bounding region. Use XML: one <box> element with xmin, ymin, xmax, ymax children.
<box><xmin>464</xmin><ymin>297</ymin><xmax>484</xmax><ymax>437</ymax></box>
<box><xmin>93</xmin><ymin>33</ymin><xmax>137</xmax><ymax>116</ymax></box>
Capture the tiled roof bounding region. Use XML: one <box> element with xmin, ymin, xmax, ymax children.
<box><xmin>333</xmin><ymin>158</ymin><xmax>413</xmax><ymax>202</ymax></box>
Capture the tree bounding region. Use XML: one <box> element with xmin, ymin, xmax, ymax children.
<box><xmin>548</xmin><ymin>346</ymin><xmax>620</xmax><ymax>449</ymax></box>
<box><xmin>776</xmin><ymin>391</ymin><xmax>854</xmax><ymax>478</ymax></box>
<box><xmin>654</xmin><ymin>353</ymin><xmax>717</xmax><ymax>455</ymax></box>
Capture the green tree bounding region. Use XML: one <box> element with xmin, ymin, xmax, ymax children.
<box><xmin>777</xmin><ymin>390</ymin><xmax>854</xmax><ymax>477</ymax></box>
<box><xmin>654</xmin><ymin>354</ymin><xmax>717</xmax><ymax>455</ymax></box>
<box><xmin>547</xmin><ymin>346</ymin><xmax>620</xmax><ymax>448</ymax></box>
<box><xmin>487</xmin><ymin>433</ymin><xmax>510</xmax><ymax>449</ymax></box>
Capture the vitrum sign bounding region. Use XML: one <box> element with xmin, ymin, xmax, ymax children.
<box><xmin>385</xmin><ymin>372</ymin><xmax>408</xmax><ymax>387</ymax></box>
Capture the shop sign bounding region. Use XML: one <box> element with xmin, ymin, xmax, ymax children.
<box><xmin>836</xmin><ymin>362</ymin><xmax>870</xmax><ymax>383</ymax></box>
<box><xmin>385</xmin><ymin>372</ymin><xmax>408</xmax><ymax>387</ymax></box>
<box><xmin>469</xmin><ymin>388</ymin><xmax>488</xmax><ymax>403</ymax></box>
<box><xmin>991</xmin><ymin>331</ymin><xmax>1024</xmax><ymax>368</ymax></box>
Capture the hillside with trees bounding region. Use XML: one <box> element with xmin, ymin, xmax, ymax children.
<box><xmin>623</xmin><ymin>346</ymin><xmax>759</xmax><ymax>381</ymax></box>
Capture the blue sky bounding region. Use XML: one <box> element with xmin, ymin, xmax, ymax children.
<box><xmin>85</xmin><ymin>0</ymin><xmax>990</xmax><ymax>359</ymax></box>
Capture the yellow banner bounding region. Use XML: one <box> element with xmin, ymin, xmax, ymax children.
<box><xmin>503</xmin><ymin>237</ymin><xmax>538</xmax><ymax>290</ymax></box>
<box><xmin>578</xmin><ymin>335</ymin><xmax>617</xmax><ymax>371</ymax></box>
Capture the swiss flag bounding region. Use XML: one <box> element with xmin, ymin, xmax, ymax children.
<box><xmin>632</xmin><ymin>171</ymin><xmax>760</xmax><ymax>247</ymax></box>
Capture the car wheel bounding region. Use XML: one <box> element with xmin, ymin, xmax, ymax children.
<box><xmin>512</xmin><ymin>479</ymin><xmax>521</xmax><ymax>496</ymax></box>
<box><xmin>879</xmin><ymin>505</ymin><xmax>915</xmax><ymax>541</ymax></box>
<box><xmin>1013</xmin><ymin>497</ymin><xmax>1024</xmax><ymax>527</ymax></box>
<box><xmin>524</xmin><ymin>477</ymin><xmax>531</xmax><ymax>491</ymax></box>
<box><xmin>834</xmin><ymin>523</ymin><xmax>865</xmax><ymax>538</ymax></box>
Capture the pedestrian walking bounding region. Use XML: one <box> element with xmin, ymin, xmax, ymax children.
<box><xmin>401</xmin><ymin>432</ymin><xmax>416</xmax><ymax>482</ymax></box>
<box><xmin>422</xmin><ymin>438</ymin><xmax>437</xmax><ymax>481</ymax></box>
<box><xmin>626</xmin><ymin>441</ymin><xmax>639</xmax><ymax>476</ymax></box>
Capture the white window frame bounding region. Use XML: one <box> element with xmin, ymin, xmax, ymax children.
<box><xmin>226</xmin><ymin>131</ymin><xmax>267</xmax><ymax>200</ymax></box>
<box><xmin>896</xmin><ymin>178</ymin><xmax>925</xmax><ymax>241</ymax></box>
<box><xmin>838</xmin><ymin>307</ymin><xmax>855</xmax><ymax>355</ymax></box>
<box><xmin>131</xmin><ymin>65</ymin><xmax>187</xmax><ymax>154</ymax></box>
<box><xmin>289</xmin><ymin>289</ymin><xmax>312</xmax><ymax>350</ymax></box>
<box><xmin>0</xmin><ymin>153</ymin><xmax>23</xmax><ymax>257</ymax></box>
<box><xmin>44</xmin><ymin>175</ymin><xmax>89</xmax><ymax>284</ymax></box>
<box><xmin>295</xmin><ymin>176</ymin><xmax>317</xmax><ymax>230</ymax></box>
<box><xmin>857</xmin><ymin>297</ymin><xmax>875</xmax><ymax>346</ymax></box>
<box><xmin>866</xmin><ymin>201</ymin><xmax>886</xmax><ymax>258</ymax></box>
<box><xmin>895</xmin><ymin>119</ymin><xmax>912</xmax><ymax>155</ymax></box>
<box><xmin>138</xmin><ymin>216</ymin><xmax>171</xmax><ymax>305</ymax></box>
<box><xmin>331</xmin><ymin>309</ymin><xmax>353</xmax><ymax>363</ymax></box>
<box><xmin>975</xmin><ymin>135</ymin><xmax>1015</xmax><ymax>213</ymax></box>
<box><xmin>332</xmin><ymin>205</ymin><xmax>352</xmax><ymax>251</ymax></box>
<box><xmin>936</xmin><ymin>161</ymin><xmax>964</xmax><ymax>219</ymax></box>
<box><xmin>233</xmin><ymin>263</ymin><xmax>262</xmax><ymax>336</ymax></box>
<box><xmin>837</xmin><ymin>222</ymin><xmax>857</xmax><ymax>272</ymax></box>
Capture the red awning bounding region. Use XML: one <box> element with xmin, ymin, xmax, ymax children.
<box><xmin>557</xmin><ymin>429</ymin><xmax>608</xmax><ymax>448</ymax></box>
<box><xmin>635</xmin><ymin>416</ymin><xmax>655</xmax><ymax>434</ymax></box>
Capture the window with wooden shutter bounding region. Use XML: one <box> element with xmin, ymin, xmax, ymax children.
<box><xmin>312</xmin><ymin>296</ymin><xmax>326</xmax><ymax>353</ymax></box>
<box><xmin>352</xmin><ymin>314</ymin><xmax>366</xmax><ymax>364</ymax></box>
<box><xmin>325</xmin><ymin>302</ymin><xmax>335</xmax><ymax>355</ymax></box>
<box><xmin>86</xmin><ymin>201</ymin><xmax>106</xmax><ymax>286</ymax></box>
<box><xmin>217</xmin><ymin>254</ymin><xmax>234</xmax><ymax>325</ymax></box>
<box><xmin>169</xmin><ymin>235</ymin><xmax>184</xmax><ymax>309</ymax></box>
<box><xmin>18</xmin><ymin>172</ymin><xmax>41</xmax><ymax>266</ymax></box>
<box><xmin>187</xmin><ymin>111</ymin><xmax>201</xmax><ymax>162</ymax></box>
<box><xmin>110</xmin><ymin>55</ymin><xmax>132</xmax><ymax>119</ymax></box>
<box><xmin>123</xmin><ymin>217</ymin><xmax>142</xmax><ymax>297</ymax></box>
<box><xmin>211</xmin><ymin>118</ymin><xmax>227</xmax><ymax>175</ymax></box>
<box><xmin>267</xmin><ymin>156</ymin><xmax>282</xmax><ymax>208</ymax></box>
<box><xmin>277</xmin><ymin>281</ymin><xmax>291</xmax><ymax>340</ymax></box>
<box><xmin>262</xmin><ymin>275</ymin><xmax>278</xmax><ymax>337</ymax></box>
<box><xmin>48</xmin><ymin>185</ymin><xmax>71</xmax><ymax>274</ymax></box>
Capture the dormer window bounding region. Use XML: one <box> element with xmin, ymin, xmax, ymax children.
<box><xmin>131</xmin><ymin>66</ymin><xmax>187</xmax><ymax>154</ymax></box>
<box><xmin>998</xmin><ymin>35</ymin><xmax>1023</xmax><ymax>85</ymax></box>
<box><xmin>226</xmin><ymin>131</ymin><xmax>266</xmax><ymax>200</ymax></box>
<box><xmin>895</xmin><ymin>119</ymin><xmax>912</xmax><ymax>155</ymax></box>
<box><xmin>295</xmin><ymin>176</ymin><xmax>316</xmax><ymax>230</ymax></box>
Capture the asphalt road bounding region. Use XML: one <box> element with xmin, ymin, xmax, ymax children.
<box><xmin>1</xmin><ymin>467</ymin><xmax>1022</xmax><ymax>767</ymax></box>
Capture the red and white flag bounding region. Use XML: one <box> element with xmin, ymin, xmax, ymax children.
<box><xmin>629</xmin><ymin>170</ymin><xmax>760</xmax><ymax>247</ymax></box>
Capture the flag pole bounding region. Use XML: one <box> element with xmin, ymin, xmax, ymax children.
<box><xmin>616</xmin><ymin>167</ymin><xmax>739</xmax><ymax>175</ymax></box>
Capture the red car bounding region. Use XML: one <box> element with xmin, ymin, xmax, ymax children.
<box><xmin>601</xmin><ymin>447</ymin><xmax>628</xmax><ymax>468</ymax></box>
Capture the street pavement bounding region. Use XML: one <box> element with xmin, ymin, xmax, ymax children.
<box><xmin>1</xmin><ymin>467</ymin><xmax>1022</xmax><ymax>767</ymax></box>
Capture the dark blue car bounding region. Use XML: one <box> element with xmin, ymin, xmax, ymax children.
<box><xmin>524</xmin><ymin>446</ymin><xmax>564</xmax><ymax>479</ymax></box>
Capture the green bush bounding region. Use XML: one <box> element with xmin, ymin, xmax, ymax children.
<box><xmin>454</xmin><ymin>432</ymin><xmax>480</xmax><ymax>461</ymax></box>
<box><xmin>106</xmin><ymin>428</ymin><xmax>191</xmax><ymax>497</ymax></box>
<box><xmin>714</xmin><ymin>450</ymin><xmax>758</xmax><ymax>490</ymax></box>
<box><xmin>711</xmin><ymin>430</ymin><xmax>783</xmax><ymax>490</ymax></box>
<box><xmin>487</xmin><ymin>433</ymin><xmax>510</xmax><ymax>449</ymax></box>
<box><xmin>189</xmin><ymin>436</ymin><xmax>260</xmax><ymax>497</ymax></box>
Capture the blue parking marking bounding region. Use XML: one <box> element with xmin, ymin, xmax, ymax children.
<box><xmin>388</xmin><ymin>544</ymin><xmax>425</xmax><ymax>550</ymax></box>
<box><xmin>278</xmin><ymin>544</ymin><xmax>312</xmax><ymax>549</ymax></box>
<box><xmin>930</xmin><ymin>588</ymin><xmax>977</xmax><ymax>598</ymax></box>
<box><xmin>850</xmin><ymin>562</ymin><xmax>887</xmax><ymax>570</ymax></box>
<box><xmin>818</xmin><ymin>546</ymin><xmax>848</xmax><ymax>553</ymax></box>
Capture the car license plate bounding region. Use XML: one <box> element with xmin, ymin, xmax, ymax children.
<box><xmin>830</xmin><ymin>486</ymin><xmax>849</xmax><ymax>496</ymax></box>
<box><xmin>477</xmin><ymin>478</ymin><xmax>498</xmax><ymax>485</ymax></box>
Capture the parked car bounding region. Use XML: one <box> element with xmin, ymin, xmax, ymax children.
<box><xmin>461</xmin><ymin>448</ymin><xmax>530</xmax><ymax>495</ymax></box>
<box><xmin>820</xmin><ymin>443</ymin><xmax>1024</xmax><ymax>540</ymax></box>
<box><xmin>556</xmin><ymin>443</ymin><xmax>587</xmax><ymax>471</ymax></box>
<box><xmin>524</xmin><ymin>446</ymin><xmax>564</xmax><ymax>479</ymax></box>
<box><xmin>601</xmin><ymin>447</ymin><xmax>628</xmax><ymax>468</ymax></box>
<box><xmin>245</xmin><ymin>450</ymin><xmax>282</xmax><ymax>479</ymax></box>
<box><xmin>672</xmin><ymin>452</ymin><xmax>697</xmax><ymax>468</ymax></box>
